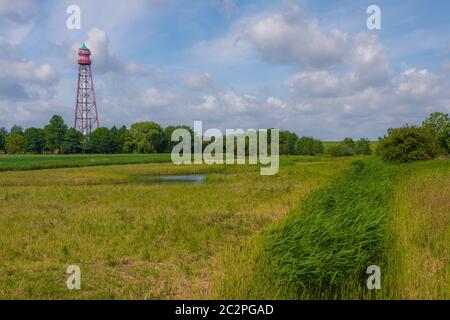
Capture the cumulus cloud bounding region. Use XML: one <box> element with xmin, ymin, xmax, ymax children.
<box><xmin>190</xmin><ymin>95</ymin><xmax>218</xmax><ymax>110</ymax></box>
<box><xmin>68</xmin><ymin>28</ymin><xmax>150</xmax><ymax>76</ymax></box>
<box><xmin>0</xmin><ymin>37</ymin><xmax>58</xmax><ymax>100</ymax></box>
<box><xmin>181</xmin><ymin>73</ymin><xmax>214</xmax><ymax>90</ymax></box>
<box><xmin>286</xmin><ymin>71</ymin><xmax>341</xmax><ymax>98</ymax></box>
<box><xmin>0</xmin><ymin>0</ymin><xmax>37</xmax><ymax>23</ymax></box>
<box><xmin>394</xmin><ymin>68</ymin><xmax>440</xmax><ymax>98</ymax></box>
<box><xmin>245</xmin><ymin>11</ymin><xmax>348</xmax><ymax>67</ymax></box>
<box><xmin>267</xmin><ymin>96</ymin><xmax>287</xmax><ymax>109</ymax></box>
<box><xmin>139</xmin><ymin>88</ymin><xmax>176</xmax><ymax>108</ymax></box>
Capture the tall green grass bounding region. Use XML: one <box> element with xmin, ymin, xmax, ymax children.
<box><xmin>213</xmin><ymin>157</ymin><xmax>394</xmax><ymax>299</ymax></box>
<box><xmin>265</xmin><ymin>158</ymin><xmax>393</xmax><ymax>298</ymax></box>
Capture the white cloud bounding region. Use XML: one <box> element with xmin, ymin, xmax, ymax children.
<box><xmin>190</xmin><ymin>95</ymin><xmax>218</xmax><ymax>110</ymax></box>
<box><xmin>140</xmin><ymin>88</ymin><xmax>176</xmax><ymax>108</ymax></box>
<box><xmin>286</xmin><ymin>71</ymin><xmax>340</xmax><ymax>97</ymax></box>
<box><xmin>181</xmin><ymin>73</ymin><xmax>214</xmax><ymax>90</ymax></box>
<box><xmin>222</xmin><ymin>90</ymin><xmax>257</xmax><ymax>113</ymax></box>
<box><xmin>68</xmin><ymin>28</ymin><xmax>150</xmax><ymax>76</ymax></box>
<box><xmin>0</xmin><ymin>0</ymin><xmax>37</xmax><ymax>23</ymax></box>
<box><xmin>394</xmin><ymin>68</ymin><xmax>440</xmax><ymax>98</ymax></box>
<box><xmin>267</xmin><ymin>96</ymin><xmax>287</xmax><ymax>109</ymax></box>
<box><xmin>0</xmin><ymin>36</ymin><xmax>59</xmax><ymax>101</ymax></box>
<box><xmin>244</xmin><ymin>10</ymin><xmax>348</xmax><ymax>67</ymax></box>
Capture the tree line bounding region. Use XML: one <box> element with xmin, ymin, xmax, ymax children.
<box><xmin>0</xmin><ymin>115</ymin><xmax>377</xmax><ymax>156</ymax></box>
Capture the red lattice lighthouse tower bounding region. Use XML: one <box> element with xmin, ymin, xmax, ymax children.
<box><xmin>74</xmin><ymin>43</ymin><xmax>99</xmax><ymax>135</ymax></box>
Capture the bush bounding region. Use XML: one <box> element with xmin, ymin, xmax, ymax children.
<box><xmin>355</xmin><ymin>138</ymin><xmax>372</xmax><ymax>155</ymax></box>
<box><xmin>5</xmin><ymin>133</ymin><xmax>26</xmax><ymax>154</ymax></box>
<box><xmin>376</xmin><ymin>126</ymin><xmax>440</xmax><ymax>163</ymax></box>
<box><xmin>328</xmin><ymin>144</ymin><xmax>355</xmax><ymax>157</ymax></box>
<box><xmin>296</xmin><ymin>136</ymin><xmax>324</xmax><ymax>155</ymax></box>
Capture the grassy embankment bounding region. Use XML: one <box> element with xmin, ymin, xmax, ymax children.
<box><xmin>0</xmin><ymin>156</ymin><xmax>354</xmax><ymax>299</ymax></box>
<box><xmin>211</xmin><ymin>158</ymin><xmax>449</xmax><ymax>299</ymax></box>
<box><xmin>0</xmin><ymin>154</ymin><xmax>172</xmax><ymax>172</ymax></box>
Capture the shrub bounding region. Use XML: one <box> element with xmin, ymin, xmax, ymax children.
<box><xmin>376</xmin><ymin>125</ymin><xmax>439</xmax><ymax>163</ymax></box>
<box><xmin>341</xmin><ymin>138</ymin><xmax>355</xmax><ymax>150</ymax></box>
<box><xmin>328</xmin><ymin>144</ymin><xmax>355</xmax><ymax>157</ymax></box>
<box><xmin>355</xmin><ymin>138</ymin><xmax>372</xmax><ymax>155</ymax></box>
<box><xmin>296</xmin><ymin>136</ymin><xmax>324</xmax><ymax>155</ymax></box>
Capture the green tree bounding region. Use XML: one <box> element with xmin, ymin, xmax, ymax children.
<box><xmin>0</xmin><ymin>127</ymin><xmax>7</xmax><ymax>151</ymax></box>
<box><xmin>130</xmin><ymin>122</ymin><xmax>166</xmax><ymax>153</ymax></box>
<box><xmin>355</xmin><ymin>138</ymin><xmax>372</xmax><ymax>155</ymax></box>
<box><xmin>279</xmin><ymin>130</ymin><xmax>299</xmax><ymax>155</ymax></box>
<box><xmin>44</xmin><ymin>115</ymin><xmax>68</xmax><ymax>153</ymax></box>
<box><xmin>61</xmin><ymin>128</ymin><xmax>84</xmax><ymax>154</ymax></box>
<box><xmin>119</xmin><ymin>126</ymin><xmax>134</xmax><ymax>153</ymax></box>
<box><xmin>164</xmin><ymin>125</ymin><xmax>194</xmax><ymax>153</ymax></box>
<box><xmin>376</xmin><ymin>125</ymin><xmax>440</xmax><ymax>163</ymax></box>
<box><xmin>10</xmin><ymin>125</ymin><xmax>24</xmax><ymax>135</ymax></box>
<box><xmin>422</xmin><ymin>112</ymin><xmax>450</xmax><ymax>153</ymax></box>
<box><xmin>110</xmin><ymin>126</ymin><xmax>124</xmax><ymax>153</ymax></box>
<box><xmin>86</xmin><ymin>127</ymin><xmax>114</xmax><ymax>153</ymax></box>
<box><xmin>24</xmin><ymin>127</ymin><xmax>45</xmax><ymax>153</ymax></box>
<box><xmin>296</xmin><ymin>136</ymin><xmax>324</xmax><ymax>155</ymax></box>
<box><xmin>5</xmin><ymin>133</ymin><xmax>26</xmax><ymax>154</ymax></box>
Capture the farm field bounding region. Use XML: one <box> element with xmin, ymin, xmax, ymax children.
<box><xmin>0</xmin><ymin>154</ymin><xmax>172</xmax><ymax>172</ymax></box>
<box><xmin>0</xmin><ymin>155</ymin><xmax>448</xmax><ymax>299</ymax></box>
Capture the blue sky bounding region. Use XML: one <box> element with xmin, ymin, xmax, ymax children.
<box><xmin>1</xmin><ymin>0</ymin><xmax>449</xmax><ymax>139</ymax></box>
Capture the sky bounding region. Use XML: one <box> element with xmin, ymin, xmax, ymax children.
<box><xmin>0</xmin><ymin>0</ymin><xmax>449</xmax><ymax>140</ymax></box>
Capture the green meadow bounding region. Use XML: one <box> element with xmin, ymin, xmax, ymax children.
<box><xmin>0</xmin><ymin>154</ymin><xmax>448</xmax><ymax>299</ymax></box>
<box><xmin>0</xmin><ymin>154</ymin><xmax>171</xmax><ymax>172</ymax></box>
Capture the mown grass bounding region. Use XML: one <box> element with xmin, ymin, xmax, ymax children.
<box><xmin>0</xmin><ymin>154</ymin><xmax>172</xmax><ymax>172</ymax></box>
<box><xmin>211</xmin><ymin>158</ymin><xmax>449</xmax><ymax>300</ymax></box>
<box><xmin>0</xmin><ymin>156</ymin><xmax>353</xmax><ymax>299</ymax></box>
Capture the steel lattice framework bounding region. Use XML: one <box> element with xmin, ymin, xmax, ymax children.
<box><xmin>74</xmin><ymin>44</ymin><xmax>99</xmax><ymax>135</ymax></box>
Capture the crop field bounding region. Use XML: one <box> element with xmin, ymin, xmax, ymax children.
<box><xmin>0</xmin><ymin>155</ymin><xmax>448</xmax><ymax>299</ymax></box>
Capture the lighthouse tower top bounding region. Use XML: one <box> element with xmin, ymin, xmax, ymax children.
<box><xmin>78</xmin><ymin>43</ymin><xmax>91</xmax><ymax>65</ymax></box>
